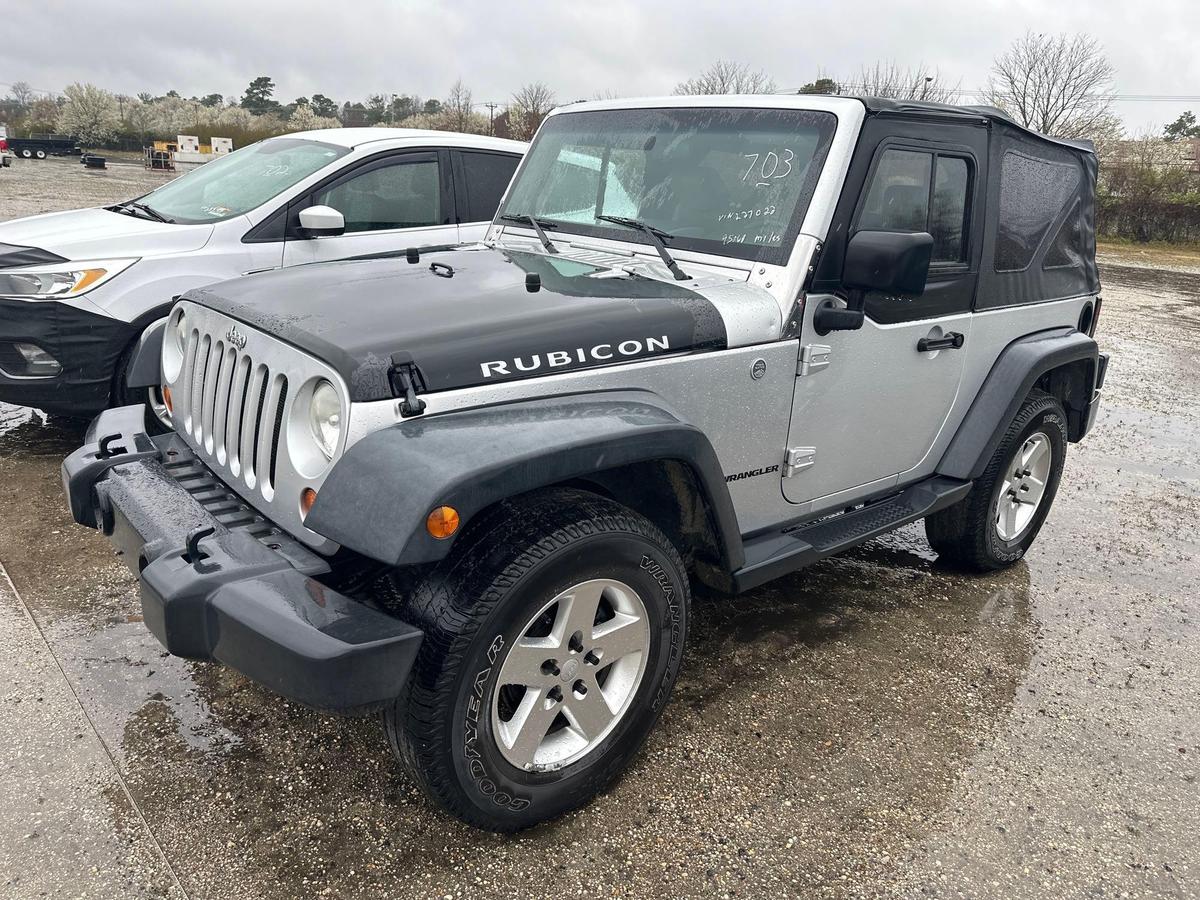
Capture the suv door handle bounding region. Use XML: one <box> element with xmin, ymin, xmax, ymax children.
<box><xmin>917</xmin><ymin>332</ymin><xmax>965</xmax><ymax>352</ymax></box>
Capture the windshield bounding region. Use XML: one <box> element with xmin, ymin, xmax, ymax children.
<box><xmin>501</xmin><ymin>107</ymin><xmax>837</xmax><ymax>265</ymax></box>
<box><xmin>139</xmin><ymin>138</ymin><xmax>348</xmax><ymax>224</ymax></box>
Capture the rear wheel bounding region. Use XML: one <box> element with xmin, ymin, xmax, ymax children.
<box><xmin>926</xmin><ymin>389</ymin><xmax>1067</xmax><ymax>571</ymax></box>
<box><xmin>385</xmin><ymin>489</ymin><xmax>690</xmax><ymax>831</ymax></box>
<box><xmin>20</xmin><ymin>148</ymin><xmax>32</xmax><ymax>159</ymax></box>
<box><xmin>34</xmin><ymin>149</ymin><xmax>46</xmax><ymax>160</ymax></box>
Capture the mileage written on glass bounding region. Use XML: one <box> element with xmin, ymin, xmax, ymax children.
<box><xmin>501</xmin><ymin>106</ymin><xmax>838</xmax><ymax>265</ymax></box>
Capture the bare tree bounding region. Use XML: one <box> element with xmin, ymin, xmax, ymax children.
<box><xmin>26</xmin><ymin>97</ymin><xmax>60</xmax><ymax>134</ymax></box>
<box><xmin>508</xmin><ymin>82</ymin><xmax>556</xmax><ymax>140</ymax></box>
<box><xmin>444</xmin><ymin>78</ymin><xmax>475</xmax><ymax>132</ymax></box>
<box><xmin>674</xmin><ymin>60</ymin><xmax>776</xmax><ymax>95</ymax></box>
<box><xmin>850</xmin><ymin>62</ymin><xmax>960</xmax><ymax>103</ymax></box>
<box><xmin>986</xmin><ymin>32</ymin><xmax>1119</xmax><ymax>139</ymax></box>
<box><xmin>7</xmin><ymin>80</ymin><xmax>34</xmax><ymax>109</ymax></box>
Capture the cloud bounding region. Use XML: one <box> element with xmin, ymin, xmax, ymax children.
<box><xmin>5</xmin><ymin>0</ymin><xmax>1199</xmax><ymax>130</ymax></box>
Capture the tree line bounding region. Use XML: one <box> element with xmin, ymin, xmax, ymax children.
<box><xmin>0</xmin><ymin>75</ymin><xmax>560</xmax><ymax>149</ymax></box>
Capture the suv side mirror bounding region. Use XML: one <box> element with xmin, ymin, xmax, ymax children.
<box><xmin>814</xmin><ymin>231</ymin><xmax>934</xmax><ymax>334</ymax></box>
<box><xmin>298</xmin><ymin>205</ymin><xmax>345</xmax><ymax>238</ymax></box>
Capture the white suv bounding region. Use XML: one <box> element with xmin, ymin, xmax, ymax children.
<box><xmin>0</xmin><ymin>128</ymin><xmax>525</xmax><ymax>416</ymax></box>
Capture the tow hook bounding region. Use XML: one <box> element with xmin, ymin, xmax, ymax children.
<box><xmin>97</xmin><ymin>433</ymin><xmax>127</xmax><ymax>459</ymax></box>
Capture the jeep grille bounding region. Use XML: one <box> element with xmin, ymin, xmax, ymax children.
<box><xmin>164</xmin><ymin>300</ymin><xmax>347</xmax><ymax>552</ymax></box>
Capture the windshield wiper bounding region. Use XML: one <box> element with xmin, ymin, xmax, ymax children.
<box><xmin>112</xmin><ymin>200</ymin><xmax>173</xmax><ymax>224</ymax></box>
<box><xmin>595</xmin><ymin>215</ymin><xmax>690</xmax><ymax>281</ymax></box>
<box><xmin>499</xmin><ymin>213</ymin><xmax>558</xmax><ymax>254</ymax></box>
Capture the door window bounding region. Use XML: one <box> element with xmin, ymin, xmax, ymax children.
<box><xmin>857</xmin><ymin>148</ymin><xmax>972</xmax><ymax>265</ymax></box>
<box><xmin>316</xmin><ymin>159</ymin><xmax>441</xmax><ymax>233</ymax></box>
<box><xmin>459</xmin><ymin>152</ymin><xmax>520</xmax><ymax>222</ymax></box>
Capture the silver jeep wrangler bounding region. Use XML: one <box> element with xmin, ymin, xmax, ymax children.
<box><xmin>63</xmin><ymin>95</ymin><xmax>1107</xmax><ymax>830</ymax></box>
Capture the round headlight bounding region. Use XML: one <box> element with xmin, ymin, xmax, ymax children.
<box><xmin>309</xmin><ymin>380</ymin><xmax>342</xmax><ymax>459</ymax></box>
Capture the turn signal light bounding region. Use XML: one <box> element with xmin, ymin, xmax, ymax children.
<box><xmin>426</xmin><ymin>506</ymin><xmax>460</xmax><ymax>540</ymax></box>
<box><xmin>162</xmin><ymin>385</ymin><xmax>173</xmax><ymax>414</ymax></box>
<box><xmin>300</xmin><ymin>487</ymin><xmax>318</xmax><ymax>518</ymax></box>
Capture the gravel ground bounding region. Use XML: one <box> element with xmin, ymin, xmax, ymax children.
<box><xmin>0</xmin><ymin>160</ymin><xmax>1196</xmax><ymax>899</ymax></box>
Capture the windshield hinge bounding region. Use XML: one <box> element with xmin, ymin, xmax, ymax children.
<box><xmin>389</xmin><ymin>352</ymin><xmax>427</xmax><ymax>418</ymax></box>
<box><xmin>797</xmin><ymin>344</ymin><xmax>831</xmax><ymax>377</ymax></box>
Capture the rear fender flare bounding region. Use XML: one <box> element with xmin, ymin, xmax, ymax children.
<box><xmin>938</xmin><ymin>327</ymin><xmax>1099</xmax><ymax>481</ymax></box>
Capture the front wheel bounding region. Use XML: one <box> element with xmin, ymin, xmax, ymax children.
<box><xmin>385</xmin><ymin>489</ymin><xmax>690</xmax><ymax>831</ymax></box>
<box><xmin>926</xmin><ymin>389</ymin><xmax>1067</xmax><ymax>571</ymax></box>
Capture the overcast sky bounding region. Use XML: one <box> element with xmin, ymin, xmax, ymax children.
<box><xmin>5</xmin><ymin>0</ymin><xmax>1199</xmax><ymax>133</ymax></box>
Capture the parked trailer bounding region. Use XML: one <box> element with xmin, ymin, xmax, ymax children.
<box><xmin>7</xmin><ymin>135</ymin><xmax>82</xmax><ymax>160</ymax></box>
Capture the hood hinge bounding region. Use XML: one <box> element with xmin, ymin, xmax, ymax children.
<box><xmin>388</xmin><ymin>352</ymin><xmax>427</xmax><ymax>418</ymax></box>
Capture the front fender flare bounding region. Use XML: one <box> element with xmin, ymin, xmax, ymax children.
<box><xmin>306</xmin><ymin>391</ymin><xmax>744</xmax><ymax>570</ymax></box>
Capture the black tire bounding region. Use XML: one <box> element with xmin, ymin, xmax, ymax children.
<box><xmin>926</xmin><ymin>389</ymin><xmax>1067</xmax><ymax>571</ymax></box>
<box><xmin>385</xmin><ymin>488</ymin><xmax>690</xmax><ymax>831</ymax></box>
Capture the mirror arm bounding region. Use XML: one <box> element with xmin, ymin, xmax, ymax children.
<box><xmin>812</xmin><ymin>295</ymin><xmax>866</xmax><ymax>336</ymax></box>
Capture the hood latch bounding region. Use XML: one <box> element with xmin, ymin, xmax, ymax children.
<box><xmin>389</xmin><ymin>352</ymin><xmax>427</xmax><ymax>418</ymax></box>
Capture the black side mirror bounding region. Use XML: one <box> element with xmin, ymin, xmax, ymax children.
<box><xmin>843</xmin><ymin>230</ymin><xmax>933</xmax><ymax>296</ymax></box>
<box><xmin>814</xmin><ymin>231</ymin><xmax>934</xmax><ymax>335</ymax></box>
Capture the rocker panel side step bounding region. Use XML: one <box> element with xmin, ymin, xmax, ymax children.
<box><xmin>732</xmin><ymin>476</ymin><xmax>972</xmax><ymax>593</ymax></box>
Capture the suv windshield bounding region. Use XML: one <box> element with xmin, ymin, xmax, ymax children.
<box><xmin>138</xmin><ymin>138</ymin><xmax>348</xmax><ymax>224</ymax></box>
<box><xmin>501</xmin><ymin>106</ymin><xmax>837</xmax><ymax>265</ymax></box>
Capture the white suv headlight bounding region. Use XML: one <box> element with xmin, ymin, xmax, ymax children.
<box><xmin>309</xmin><ymin>379</ymin><xmax>342</xmax><ymax>460</ymax></box>
<box><xmin>0</xmin><ymin>258</ymin><xmax>138</xmax><ymax>299</ymax></box>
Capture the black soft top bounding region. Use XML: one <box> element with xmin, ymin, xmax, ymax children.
<box><xmin>807</xmin><ymin>95</ymin><xmax>1100</xmax><ymax>307</ymax></box>
<box><xmin>853</xmin><ymin>96</ymin><xmax>1097</xmax><ymax>155</ymax></box>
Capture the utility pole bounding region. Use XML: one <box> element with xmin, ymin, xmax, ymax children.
<box><xmin>485</xmin><ymin>101</ymin><xmax>498</xmax><ymax>136</ymax></box>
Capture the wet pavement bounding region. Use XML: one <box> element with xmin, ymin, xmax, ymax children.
<box><xmin>0</xmin><ymin>164</ymin><xmax>1197</xmax><ymax>897</ymax></box>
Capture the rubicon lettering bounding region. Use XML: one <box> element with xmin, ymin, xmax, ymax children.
<box><xmin>480</xmin><ymin>336</ymin><xmax>671</xmax><ymax>378</ymax></box>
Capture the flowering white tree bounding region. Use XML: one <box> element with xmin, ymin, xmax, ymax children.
<box><xmin>58</xmin><ymin>82</ymin><xmax>120</xmax><ymax>145</ymax></box>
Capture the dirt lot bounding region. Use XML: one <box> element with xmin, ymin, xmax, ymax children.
<box><xmin>0</xmin><ymin>159</ymin><xmax>1197</xmax><ymax>899</ymax></box>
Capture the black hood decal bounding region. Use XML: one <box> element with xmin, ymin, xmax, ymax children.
<box><xmin>188</xmin><ymin>246</ymin><xmax>728</xmax><ymax>402</ymax></box>
<box><xmin>0</xmin><ymin>242</ymin><xmax>68</xmax><ymax>269</ymax></box>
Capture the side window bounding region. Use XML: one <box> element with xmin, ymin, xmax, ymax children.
<box><xmin>995</xmin><ymin>151</ymin><xmax>1080</xmax><ymax>272</ymax></box>
<box><xmin>859</xmin><ymin>149</ymin><xmax>931</xmax><ymax>232</ymax></box>
<box><xmin>316</xmin><ymin>159</ymin><xmax>440</xmax><ymax>233</ymax></box>
<box><xmin>857</xmin><ymin>148</ymin><xmax>972</xmax><ymax>265</ymax></box>
<box><xmin>460</xmin><ymin>152</ymin><xmax>520</xmax><ymax>221</ymax></box>
<box><xmin>931</xmin><ymin>157</ymin><xmax>969</xmax><ymax>263</ymax></box>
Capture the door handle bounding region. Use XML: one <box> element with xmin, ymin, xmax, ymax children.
<box><xmin>917</xmin><ymin>332</ymin><xmax>965</xmax><ymax>352</ymax></box>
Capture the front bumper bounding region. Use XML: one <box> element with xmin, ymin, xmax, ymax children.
<box><xmin>62</xmin><ymin>406</ymin><xmax>422</xmax><ymax>711</ymax></box>
<box><xmin>0</xmin><ymin>297</ymin><xmax>137</xmax><ymax>416</ymax></box>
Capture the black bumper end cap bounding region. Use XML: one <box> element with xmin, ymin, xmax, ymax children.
<box><xmin>141</xmin><ymin>555</ymin><xmax>422</xmax><ymax>711</ymax></box>
<box><xmin>61</xmin><ymin>405</ymin><xmax>158</xmax><ymax>527</ymax></box>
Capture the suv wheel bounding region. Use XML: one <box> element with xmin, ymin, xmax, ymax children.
<box><xmin>385</xmin><ymin>489</ymin><xmax>690</xmax><ymax>831</ymax></box>
<box><xmin>926</xmin><ymin>389</ymin><xmax>1067</xmax><ymax>571</ymax></box>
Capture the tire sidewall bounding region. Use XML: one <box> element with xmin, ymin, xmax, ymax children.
<box><xmin>984</xmin><ymin>402</ymin><xmax>1067</xmax><ymax>562</ymax></box>
<box><xmin>446</xmin><ymin>530</ymin><xmax>687</xmax><ymax>825</ymax></box>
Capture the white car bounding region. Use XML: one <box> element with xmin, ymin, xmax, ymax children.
<box><xmin>0</xmin><ymin>128</ymin><xmax>525</xmax><ymax>417</ymax></box>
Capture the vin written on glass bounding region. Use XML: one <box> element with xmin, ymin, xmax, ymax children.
<box><xmin>743</xmin><ymin>149</ymin><xmax>795</xmax><ymax>187</ymax></box>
